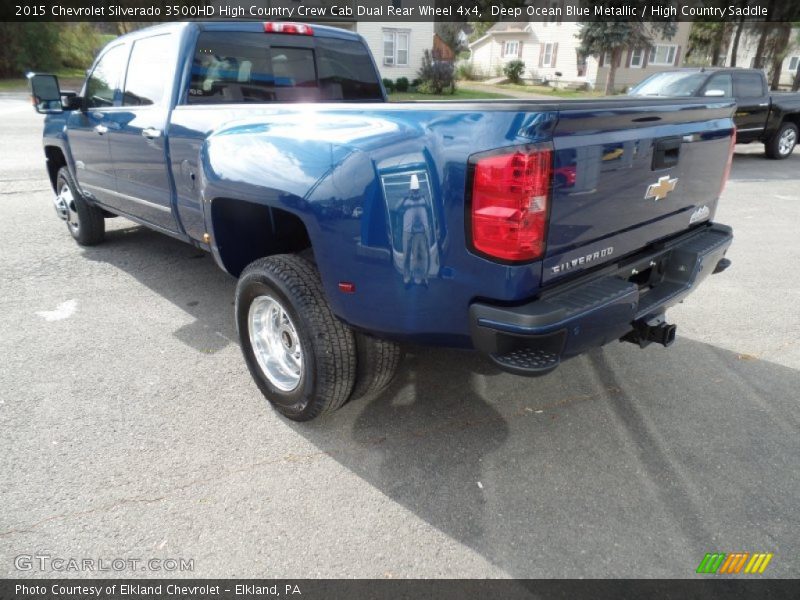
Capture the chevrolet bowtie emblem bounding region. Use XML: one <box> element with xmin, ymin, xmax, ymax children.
<box><xmin>645</xmin><ymin>175</ymin><xmax>678</xmax><ymax>201</ymax></box>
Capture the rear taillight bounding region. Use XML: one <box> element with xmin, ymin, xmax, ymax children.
<box><xmin>469</xmin><ymin>146</ymin><xmax>552</xmax><ymax>262</ymax></box>
<box><xmin>263</xmin><ymin>22</ymin><xmax>314</xmax><ymax>35</ymax></box>
<box><xmin>719</xmin><ymin>126</ymin><xmax>736</xmax><ymax>197</ymax></box>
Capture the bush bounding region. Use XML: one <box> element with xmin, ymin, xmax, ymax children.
<box><xmin>382</xmin><ymin>78</ymin><xmax>394</xmax><ymax>92</ymax></box>
<box><xmin>395</xmin><ymin>77</ymin><xmax>409</xmax><ymax>92</ymax></box>
<box><xmin>417</xmin><ymin>50</ymin><xmax>455</xmax><ymax>95</ymax></box>
<box><xmin>456</xmin><ymin>62</ymin><xmax>483</xmax><ymax>81</ymax></box>
<box><xmin>503</xmin><ymin>60</ymin><xmax>526</xmax><ymax>84</ymax></box>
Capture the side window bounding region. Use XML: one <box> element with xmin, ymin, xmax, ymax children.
<box><xmin>85</xmin><ymin>45</ymin><xmax>128</xmax><ymax>109</ymax></box>
<box><xmin>123</xmin><ymin>34</ymin><xmax>174</xmax><ymax>106</ymax></box>
<box><xmin>734</xmin><ymin>73</ymin><xmax>765</xmax><ymax>98</ymax></box>
<box><xmin>705</xmin><ymin>74</ymin><xmax>732</xmax><ymax>96</ymax></box>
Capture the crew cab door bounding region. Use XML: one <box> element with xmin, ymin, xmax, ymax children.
<box><xmin>66</xmin><ymin>43</ymin><xmax>128</xmax><ymax>205</ymax></box>
<box><xmin>733</xmin><ymin>71</ymin><xmax>770</xmax><ymax>141</ymax></box>
<box><xmin>106</xmin><ymin>32</ymin><xmax>179</xmax><ymax>232</ymax></box>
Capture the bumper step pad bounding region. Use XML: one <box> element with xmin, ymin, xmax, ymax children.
<box><xmin>490</xmin><ymin>347</ymin><xmax>560</xmax><ymax>374</ymax></box>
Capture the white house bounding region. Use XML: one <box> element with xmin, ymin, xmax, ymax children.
<box><xmin>724</xmin><ymin>26</ymin><xmax>800</xmax><ymax>88</ymax></box>
<box><xmin>331</xmin><ymin>21</ymin><xmax>435</xmax><ymax>81</ymax></box>
<box><xmin>469</xmin><ymin>21</ymin><xmax>692</xmax><ymax>91</ymax></box>
<box><xmin>469</xmin><ymin>21</ymin><xmax>597</xmax><ymax>86</ymax></box>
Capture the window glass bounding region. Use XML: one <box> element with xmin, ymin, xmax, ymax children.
<box><xmin>271</xmin><ymin>47</ymin><xmax>316</xmax><ymax>87</ymax></box>
<box><xmin>383</xmin><ymin>32</ymin><xmax>395</xmax><ymax>65</ymax></box>
<box><xmin>187</xmin><ymin>32</ymin><xmax>381</xmax><ymax>104</ymax></box>
<box><xmin>543</xmin><ymin>42</ymin><xmax>553</xmax><ymax>66</ymax></box>
<box><xmin>123</xmin><ymin>34</ymin><xmax>173</xmax><ymax>106</ymax></box>
<box><xmin>315</xmin><ymin>37</ymin><xmax>383</xmax><ymax>100</ymax></box>
<box><xmin>396</xmin><ymin>32</ymin><xmax>409</xmax><ymax>66</ymax></box>
<box><xmin>85</xmin><ymin>44</ymin><xmax>127</xmax><ymax>108</ymax></box>
<box><xmin>503</xmin><ymin>41</ymin><xmax>518</xmax><ymax>57</ymax></box>
<box><xmin>630</xmin><ymin>48</ymin><xmax>643</xmax><ymax>67</ymax></box>
<box><xmin>734</xmin><ymin>72</ymin><xmax>764</xmax><ymax>98</ymax></box>
<box><xmin>648</xmin><ymin>45</ymin><xmax>676</xmax><ymax>65</ymax></box>
<box><xmin>629</xmin><ymin>71</ymin><xmax>707</xmax><ymax>96</ymax></box>
<box><xmin>705</xmin><ymin>73</ymin><xmax>732</xmax><ymax>96</ymax></box>
<box><xmin>788</xmin><ymin>56</ymin><xmax>799</xmax><ymax>71</ymax></box>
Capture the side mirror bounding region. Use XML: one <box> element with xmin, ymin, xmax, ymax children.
<box><xmin>704</xmin><ymin>89</ymin><xmax>726</xmax><ymax>97</ymax></box>
<box><xmin>27</xmin><ymin>73</ymin><xmax>64</xmax><ymax>114</ymax></box>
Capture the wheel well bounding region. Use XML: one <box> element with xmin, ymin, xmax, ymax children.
<box><xmin>781</xmin><ymin>114</ymin><xmax>800</xmax><ymax>131</ymax></box>
<box><xmin>44</xmin><ymin>146</ymin><xmax>67</xmax><ymax>192</ymax></box>
<box><xmin>211</xmin><ymin>198</ymin><xmax>311</xmax><ymax>277</ymax></box>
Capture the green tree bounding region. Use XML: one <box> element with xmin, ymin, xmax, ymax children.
<box><xmin>435</xmin><ymin>22</ymin><xmax>466</xmax><ymax>54</ymax></box>
<box><xmin>577</xmin><ymin>21</ymin><xmax>677</xmax><ymax>94</ymax></box>
<box><xmin>468</xmin><ymin>21</ymin><xmax>493</xmax><ymax>43</ymax></box>
<box><xmin>688</xmin><ymin>22</ymin><xmax>730</xmax><ymax>66</ymax></box>
<box><xmin>0</xmin><ymin>23</ymin><xmax>60</xmax><ymax>77</ymax></box>
<box><xmin>0</xmin><ymin>23</ymin><xmax>101</xmax><ymax>78</ymax></box>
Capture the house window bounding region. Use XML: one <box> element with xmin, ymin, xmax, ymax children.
<box><xmin>787</xmin><ymin>56</ymin><xmax>799</xmax><ymax>71</ymax></box>
<box><xmin>648</xmin><ymin>45</ymin><xmax>677</xmax><ymax>66</ymax></box>
<box><xmin>383</xmin><ymin>30</ymin><xmax>409</xmax><ymax>67</ymax></box>
<box><xmin>502</xmin><ymin>41</ymin><xmax>519</xmax><ymax>58</ymax></box>
<box><xmin>542</xmin><ymin>42</ymin><xmax>555</xmax><ymax>67</ymax></box>
<box><xmin>630</xmin><ymin>48</ymin><xmax>644</xmax><ymax>68</ymax></box>
<box><xmin>602</xmin><ymin>51</ymin><xmax>612</xmax><ymax>66</ymax></box>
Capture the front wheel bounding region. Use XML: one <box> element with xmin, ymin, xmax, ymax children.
<box><xmin>55</xmin><ymin>167</ymin><xmax>105</xmax><ymax>245</ymax></box>
<box><xmin>235</xmin><ymin>255</ymin><xmax>356</xmax><ymax>421</ymax></box>
<box><xmin>765</xmin><ymin>122</ymin><xmax>798</xmax><ymax>159</ymax></box>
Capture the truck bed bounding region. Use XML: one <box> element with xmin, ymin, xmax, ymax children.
<box><xmin>167</xmin><ymin>96</ymin><xmax>734</xmax><ymax>344</ymax></box>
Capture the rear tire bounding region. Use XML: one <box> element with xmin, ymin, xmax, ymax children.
<box><xmin>349</xmin><ymin>333</ymin><xmax>403</xmax><ymax>401</ymax></box>
<box><xmin>765</xmin><ymin>122</ymin><xmax>798</xmax><ymax>159</ymax></box>
<box><xmin>236</xmin><ymin>254</ymin><xmax>356</xmax><ymax>421</ymax></box>
<box><xmin>56</xmin><ymin>167</ymin><xmax>105</xmax><ymax>246</ymax></box>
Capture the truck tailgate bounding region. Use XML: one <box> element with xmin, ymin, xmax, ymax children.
<box><xmin>544</xmin><ymin>100</ymin><xmax>735</xmax><ymax>284</ymax></box>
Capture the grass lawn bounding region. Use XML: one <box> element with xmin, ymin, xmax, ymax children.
<box><xmin>496</xmin><ymin>83</ymin><xmax>607</xmax><ymax>98</ymax></box>
<box><xmin>0</xmin><ymin>69</ymin><xmax>86</xmax><ymax>93</ymax></box>
<box><xmin>389</xmin><ymin>88</ymin><xmax>512</xmax><ymax>101</ymax></box>
<box><xmin>0</xmin><ymin>79</ymin><xmax>27</xmax><ymax>92</ymax></box>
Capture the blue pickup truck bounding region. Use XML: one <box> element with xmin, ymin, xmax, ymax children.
<box><xmin>29</xmin><ymin>22</ymin><xmax>735</xmax><ymax>421</ymax></box>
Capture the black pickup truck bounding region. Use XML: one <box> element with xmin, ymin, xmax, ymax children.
<box><xmin>630</xmin><ymin>67</ymin><xmax>800</xmax><ymax>159</ymax></box>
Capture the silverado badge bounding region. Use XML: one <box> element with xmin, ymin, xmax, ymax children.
<box><xmin>645</xmin><ymin>175</ymin><xmax>678</xmax><ymax>201</ymax></box>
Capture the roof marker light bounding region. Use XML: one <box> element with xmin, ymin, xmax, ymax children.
<box><xmin>263</xmin><ymin>22</ymin><xmax>314</xmax><ymax>36</ymax></box>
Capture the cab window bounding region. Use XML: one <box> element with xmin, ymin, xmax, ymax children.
<box><xmin>84</xmin><ymin>44</ymin><xmax>128</xmax><ymax>109</ymax></box>
<box><xmin>704</xmin><ymin>73</ymin><xmax>733</xmax><ymax>97</ymax></box>
<box><xmin>123</xmin><ymin>34</ymin><xmax>175</xmax><ymax>106</ymax></box>
<box><xmin>734</xmin><ymin>72</ymin><xmax>765</xmax><ymax>98</ymax></box>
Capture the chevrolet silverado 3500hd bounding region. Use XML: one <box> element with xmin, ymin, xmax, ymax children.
<box><xmin>29</xmin><ymin>22</ymin><xmax>735</xmax><ymax>421</ymax></box>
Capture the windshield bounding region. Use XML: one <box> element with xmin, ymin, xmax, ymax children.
<box><xmin>629</xmin><ymin>72</ymin><xmax>708</xmax><ymax>97</ymax></box>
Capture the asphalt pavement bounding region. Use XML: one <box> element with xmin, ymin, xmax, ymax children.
<box><xmin>1</xmin><ymin>94</ymin><xmax>798</xmax><ymax>578</ymax></box>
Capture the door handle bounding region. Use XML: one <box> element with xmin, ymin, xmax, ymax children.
<box><xmin>141</xmin><ymin>127</ymin><xmax>162</xmax><ymax>139</ymax></box>
<box><xmin>94</xmin><ymin>124</ymin><xmax>108</xmax><ymax>135</ymax></box>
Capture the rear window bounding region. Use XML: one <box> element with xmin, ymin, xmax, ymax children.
<box><xmin>186</xmin><ymin>32</ymin><xmax>382</xmax><ymax>104</ymax></box>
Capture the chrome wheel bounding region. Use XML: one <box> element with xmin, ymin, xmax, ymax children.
<box><xmin>57</xmin><ymin>183</ymin><xmax>79</xmax><ymax>233</ymax></box>
<box><xmin>248</xmin><ymin>295</ymin><xmax>303</xmax><ymax>392</ymax></box>
<box><xmin>778</xmin><ymin>128</ymin><xmax>797</xmax><ymax>156</ymax></box>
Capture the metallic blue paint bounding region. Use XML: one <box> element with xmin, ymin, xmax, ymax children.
<box><xmin>37</xmin><ymin>21</ymin><xmax>736</xmax><ymax>351</ymax></box>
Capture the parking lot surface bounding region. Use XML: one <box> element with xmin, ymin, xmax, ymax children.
<box><xmin>1</xmin><ymin>94</ymin><xmax>798</xmax><ymax>578</ymax></box>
